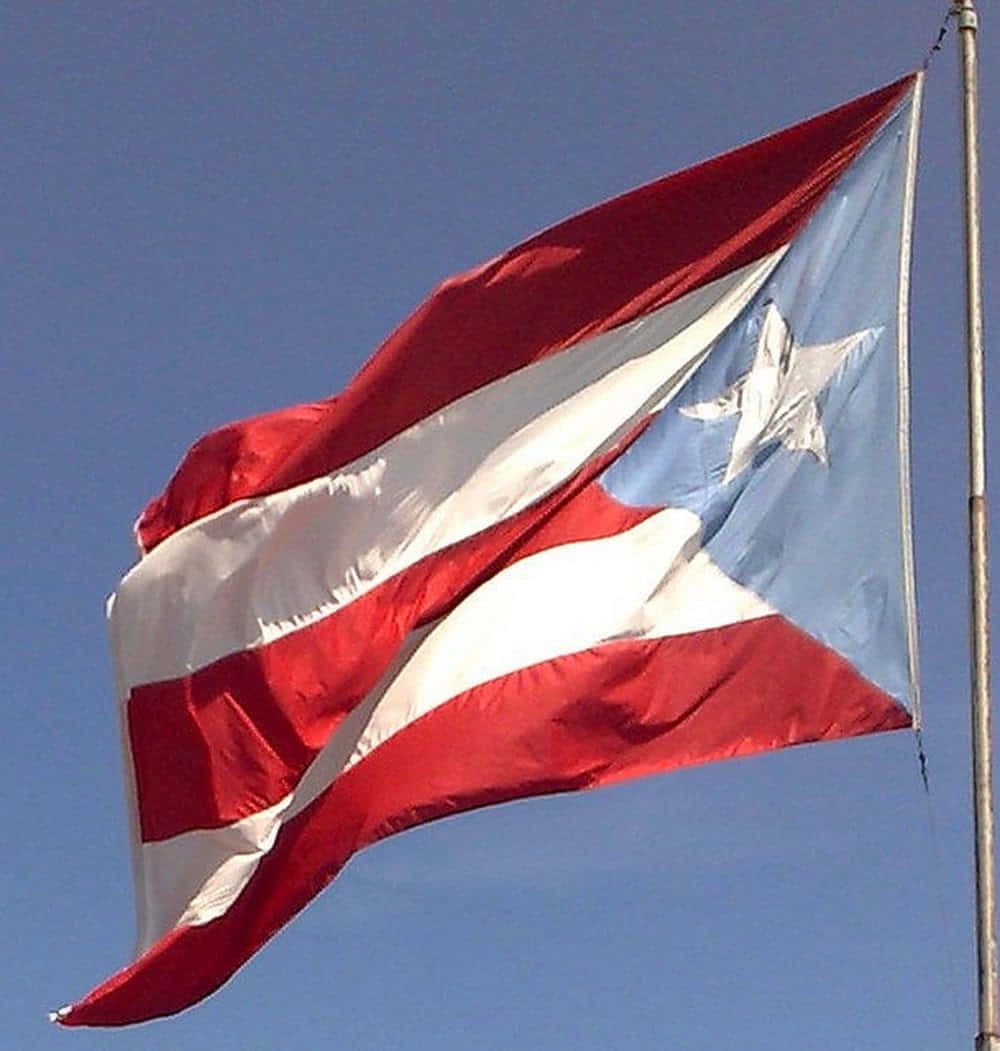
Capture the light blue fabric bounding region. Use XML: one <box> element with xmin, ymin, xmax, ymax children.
<box><xmin>600</xmin><ymin>94</ymin><xmax>916</xmax><ymax>708</ymax></box>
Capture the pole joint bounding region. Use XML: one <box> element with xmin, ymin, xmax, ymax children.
<box><xmin>953</xmin><ymin>0</ymin><xmax>979</xmax><ymax>31</ymax></box>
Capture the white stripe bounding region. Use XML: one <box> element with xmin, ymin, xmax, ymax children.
<box><xmin>137</xmin><ymin>795</ymin><xmax>292</xmax><ymax>952</ymax></box>
<box><xmin>110</xmin><ymin>251</ymin><xmax>783</xmax><ymax>695</ymax></box>
<box><xmin>135</xmin><ymin>510</ymin><xmax>772</xmax><ymax>945</ymax></box>
<box><xmin>295</xmin><ymin>508</ymin><xmax>772</xmax><ymax>809</ymax></box>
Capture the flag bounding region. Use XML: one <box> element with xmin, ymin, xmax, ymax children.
<box><xmin>57</xmin><ymin>73</ymin><xmax>922</xmax><ymax>1026</ymax></box>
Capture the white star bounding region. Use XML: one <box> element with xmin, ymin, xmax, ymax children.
<box><xmin>680</xmin><ymin>302</ymin><xmax>879</xmax><ymax>484</ymax></box>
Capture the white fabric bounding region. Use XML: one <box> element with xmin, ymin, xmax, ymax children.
<box><xmin>110</xmin><ymin>251</ymin><xmax>784</xmax><ymax>696</ymax></box>
<box><xmin>137</xmin><ymin>795</ymin><xmax>292</xmax><ymax>952</ymax></box>
<box><xmin>136</xmin><ymin>509</ymin><xmax>772</xmax><ymax>945</ymax></box>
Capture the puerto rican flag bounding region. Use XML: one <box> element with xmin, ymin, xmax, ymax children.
<box><xmin>58</xmin><ymin>73</ymin><xmax>922</xmax><ymax>1025</ymax></box>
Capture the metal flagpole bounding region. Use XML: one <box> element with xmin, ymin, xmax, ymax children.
<box><xmin>953</xmin><ymin>2</ymin><xmax>999</xmax><ymax>1048</ymax></box>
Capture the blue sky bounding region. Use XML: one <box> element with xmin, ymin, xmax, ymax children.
<box><xmin>3</xmin><ymin>3</ymin><xmax>997</xmax><ymax>1048</ymax></box>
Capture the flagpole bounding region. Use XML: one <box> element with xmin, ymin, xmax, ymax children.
<box><xmin>954</xmin><ymin>2</ymin><xmax>999</xmax><ymax>1048</ymax></box>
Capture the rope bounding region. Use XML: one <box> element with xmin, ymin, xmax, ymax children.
<box><xmin>923</xmin><ymin>5</ymin><xmax>955</xmax><ymax>69</ymax></box>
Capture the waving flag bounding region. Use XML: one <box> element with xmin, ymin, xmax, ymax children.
<box><xmin>58</xmin><ymin>73</ymin><xmax>922</xmax><ymax>1026</ymax></box>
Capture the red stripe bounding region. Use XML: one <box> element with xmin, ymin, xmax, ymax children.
<box><xmin>64</xmin><ymin>615</ymin><xmax>909</xmax><ymax>1025</ymax></box>
<box><xmin>136</xmin><ymin>77</ymin><xmax>914</xmax><ymax>553</ymax></box>
<box><xmin>130</xmin><ymin>471</ymin><xmax>657</xmax><ymax>842</ymax></box>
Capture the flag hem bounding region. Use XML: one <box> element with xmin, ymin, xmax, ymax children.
<box><xmin>897</xmin><ymin>71</ymin><xmax>924</xmax><ymax>725</ymax></box>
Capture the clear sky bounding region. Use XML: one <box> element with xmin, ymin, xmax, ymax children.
<box><xmin>4</xmin><ymin>3</ymin><xmax>997</xmax><ymax>1048</ymax></box>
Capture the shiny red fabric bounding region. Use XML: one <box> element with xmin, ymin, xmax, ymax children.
<box><xmin>62</xmin><ymin>613</ymin><xmax>909</xmax><ymax>1026</ymax></box>
<box><xmin>131</xmin><ymin>470</ymin><xmax>656</xmax><ymax>842</ymax></box>
<box><xmin>136</xmin><ymin>76</ymin><xmax>914</xmax><ymax>553</ymax></box>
